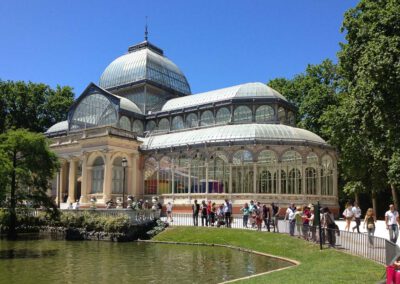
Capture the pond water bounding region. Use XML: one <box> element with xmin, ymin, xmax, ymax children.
<box><xmin>0</xmin><ymin>236</ymin><xmax>292</xmax><ymax>284</ymax></box>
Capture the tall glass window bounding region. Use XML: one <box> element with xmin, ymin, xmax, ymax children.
<box><xmin>321</xmin><ymin>155</ymin><xmax>333</xmax><ymax>195</ymax></box>
<box><xmin>158</xmin><ymin>118</ymin><xmax>170</xmax><ymax>131</ymax></box>
<box><xmin>234</xmin><ymin>106</ymin><xmax>252</xmax><ymax>123</ymax></box>
<box><xmin>257</xmin><ymin>150</ymin><xmax>277</xmax><ymax>193</ymax></box>
<box><xmin>174</xmin><ymin>157</ymin><xmax>190</xmax><ymax>193</ymax></box>
<box><xmin>119</xmin><ymin>116</ymin><xmax>131</xmax><ymax>131</ymax></box>
<box><xmin>186</xmin><ymin>113</ymin><xmax>198</xmax><ymax>128</ymax></box>
<box><xmin>215</xmin><ymin>107</ymin><xmax>231</xmax><ymax>124</ymax></box>
<box><xmin>200</xmin><ymin>110</ymin><xmax>214</xmax><ymax>126</ymax></box>
<box><xmin>208</xmin><ymin>152</ymin><xmax>229</xmax><ymax>193</ymax></box>
<box><xmin>159</xmin><ymin>156</ymin><xmax>172</xmax><ymax>194</ymax></box>
<box><xmin>255</xmin><ymin>105</ymin><xmax>275</xmax><ymax>123</ymax></box>
<box><xmin>305</xmin><ymin>167</ymin><xmax>317</xmax><ymax>195</ymax></box>
<box><xmin>112</xmin><ymin>157</ymin><xmax>124</xmax><ymax>194</ymax></box>
<box><xmin>232</xmin><ymin>150</ymin><xmax>253</xmax><ymax>193</ymax></box>
<box><xmin>191</xmin><ymin>157</ymin><xmax>206</xmax><ymax>193</ymax></box>
<box><xmin>288</xmin><ymin>111</ymin><xmax>295</xmax><ymax>125</ymax></box>
<box><xmin>172</xmin><ymin>116</ymin><xmax>184</xmax><ymax>130</ymax></box>
<box><xmin>281</xmin><ymin>151</ymin><xmax>302</xmax><ymax>194</ymax></box>
<box><xmin>144</xmin><ymin>158</ymin><xmax>158</xmax><ymax>195</ymax></box>
<box><xmin>91</xmin><ymin>157</ymin><xmax>104</xmax><ymax>194</ymax></box>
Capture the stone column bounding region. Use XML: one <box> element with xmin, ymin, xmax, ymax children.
<box><xmin>80</xmin><ymin>153</ymin><xmax>89</xmax><ymax>203</ymax></box>
<box><xmin>103</xmin><ymin>152</ymin><xmax>113</xmax><ymax>202</ymax></box>
<box><xmin>67</xmin><ymin>159</ymin><xmax>77</xmax><ymax>204</ymax></box>
<box><xmin>58</xmin><ymin>160</ymin><xmax>68</xmax><ymax>204</ymax></box>
<box><xmin>128</xmin><ymin>153</ymin><xmax>138</xmax><ymax>197</ymax></box>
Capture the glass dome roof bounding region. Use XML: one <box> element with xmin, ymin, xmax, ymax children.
<box><xmin>99</xmin><ymin>41</ymin><xmax>191</xmax><ymax>95</ymax></box>
<box><xmin>161</xmin><ymin>82</ymin><xmax>288</xmax><ymax>111</ymax></box>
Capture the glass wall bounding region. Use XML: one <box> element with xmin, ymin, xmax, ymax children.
<box><xmin>159</xmin><ymin>156</ymin><xmax>172</xmax><ymax>194</ymax></box>
<box><xmin>321</xmin><ymin>155</ymin><xmax>333</xmax><ymax>195</ymax></box>
<box><xmin>132</xmin><ymin>120</ymin><xmax>144</xmax><ymax>135</ymax></box>
<box><xmin>306</xmin><ymin>153</ymin><xmax>318</xmax><ymax>195</ymax></box>
<box><xmin>119</xmin><ymin>116</ymin><xmax>131</xmax><ymax>131</ymax></box>
<box><xmin>172</xmin><ymin>116</ymin><xmax>184</xmax><ymax>130</ymax></box>
<box><xmin>232</xmin><ymin>150</ymin><xmax>254</xmax><ymax>193</ymax></box>
<box><xmin>278</xmin><ymin>107</ymin><xmax>286</xmax><ymax>124</ymax></box>
<box><xmin>158</xmin><ymin>118</ymin><xmax>170</xmax><ymax>131</ymax></box>
<box><xmin>208</xmin><ymin>152</ymin><xmax>229</xmax><ymax>193</ymax></box>
<box><xmin>191</xmin><ymin>158</ymin><xmax>206</xmax><ymax>193</ymax></box>
<box><xmin>281</xmin><ymin>151</ymin><xmax>302</xmax><ymax>194</ymax></box>
<box><xmin>186</xmin><ymin>113</ymin><xmax>198</xmax><ymax>128</ymax></box>
<box><xmin>146</xmin><ymin>120</ymin><xmax>156</xmax><ymax>131</ymax></box>
<box><xmin>144</xmin><ymin>157</ymin><xmax>158</xmax><ymax>195</ymax></box>
<box><xmin>257</xmin><ymin>150</ymin><xmax>277</xmax><ymax>193</ymax></box>
<box><xmin>174</xmin><ymin>157</ymin><xmax>190</xmax><ymax>193</ymax></box>
<box><xmin>200</xmin><ymin>110</ymin><xmax>214</xmax><ymax>126</ymax></box>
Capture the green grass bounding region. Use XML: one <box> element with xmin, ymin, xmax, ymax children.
<box><xmin>153</xmin><ymin>227</ymin><xmax>384</xmax><ymax>284</ymax></box>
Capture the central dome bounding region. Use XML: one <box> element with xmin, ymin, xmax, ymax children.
<box><xmin>99</xmin><ymin>41</ymin><xmax>191</xmax><ymax>95</ymax></box>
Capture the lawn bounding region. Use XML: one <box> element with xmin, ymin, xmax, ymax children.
<box><xmin>153</xmin><ymin>227</ymin><xmax>384</xmax><ymax>283</ymax></box>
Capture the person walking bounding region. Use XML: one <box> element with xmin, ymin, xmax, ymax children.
<box><xmin>271</xmin><ymin>203</ymin><xmax>280</xmax><ymax>233</ymax></box>
<box><xmin>385</xmin><ymin>204</ymin><xmax>400</xmax><ymax>243</ymax></box>
<box><xmin>166</xmin><ymin>202</ymin><xmax>173</xmax><ymax>222</ymax></box>
<box><xmin>343</xmin><ymin>203</ymin><xmax>354</xmax><ymax>232</ymax></box>
<box><xmin>323</xmin><ymin>207</ymin><xmax>336</xmax><ymax>247</ymax></box>
<box><xmin>262</xmin><ymin>204</ymin><xmax>271</xmax><ymax>232</ymax></box>
<box><xmin>363</xmin><ymin>208</ymin><xmax>376</xmax><ymax>247</ymax></box>
<box><xmin>192</xmin><ymin>199</ymin><xmax>200</xmax><ymax>226</ymax></box>
<box><xmin>240</xmin><ymin>203</ymin><xmax>251</xmax><ymax>228</ymax></box>
<box><xmin>223</xmin><ymin>199</ymin><xmax>232</xmax><ymax>228</ymax></box>
<box><xmin>352</xmin><ymin>202</ymin><xmax>362</xmax><ymax>233</ymax></box>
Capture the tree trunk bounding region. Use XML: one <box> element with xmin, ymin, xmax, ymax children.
<box><xmin>7</xmin><ymin>151</ymin><xmax>17</xmax><ymax>240</ymax></box>
<box><xmin>391</xmin><ymin>183</ymin><xmax>399</xmax><ymax>210</ymax></box>
<box><xmin>354</xmin><ymin>193</ymin><xmax>360</xmax><ymax>205</ymax></box>
<box><xmin>371</xmin><ymin>191</ymin><xmax>378</xmax><ymax>219</ymax></box>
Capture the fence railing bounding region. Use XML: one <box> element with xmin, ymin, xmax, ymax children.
<box><xmin>161</xmin><ymin>213</ymin><xmax>399</xmax><ymax>266</ymax></box>
<box><xmin>62</xmin><ymin>209</ymin><xmax>160</xmax><ymax>224</ymax></box>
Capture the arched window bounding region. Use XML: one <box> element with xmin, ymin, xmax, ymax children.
<box><xmin>132</xmin><ymin>120</ymin><xmax>144</xmax><ymax>135</ymax></box>
<box><xmin>112</xmin><ymin>157</ymin><xmax>124</xmax><ymax>194</ymax></box>
<box><xmin>158</xmin><ymin>118</ymin><xmax>170</xmax><ymax>131</ymax></box>
<box><xmin>305</xmin><ymin>167</ymin><xmax>317</xmax><ymax>195</ymax></box>
<box><xmin>321</xmin><ymin>155</ymin><xmax>334</xmax><ymax>195</ymax></box>
<box><xmin>186</xmin><ymin>113</ymin><xmax>198</xmax><ymax>128</ymax></box>
<box><xmin>146</xmin><ymin>120</ymin><xmax>156</xmax><ymax>131</ymax></box>
<box><xmin>215</xmin><ymin>107</ymin><xmax>231</xmax><ymax>124</ymax></box>
<box><xmin>144</xmin><ymin>158</ymin><xmax>158</xmax><ymax>195</ymax></box>
<box><xmin>257</xmin><ymin>150</ymin><xmax>277</xmax><ymax>193</ymax></box>
<box><xmin>281</xmin><ymin>151</ymin><xmax>302</xmax><ymax>194</ymax></box>
<box><xmin>159</xmin><ymin>156</ymin><xmax>172</xmax><ymax>194</ymax></box>
<box><xmin>232</xmin><ymin>150</ymin><xmax>253</xmax><ymax>193</ymax></box>
<box><xmin>278</xmin><ymin>107</ymin><xmax>286</xmax><ymax>123</ymax></box>
<box><xmin>200</xmin><ymin>110</ymin><xmax>214</xmax><ymax>126</ymax></box>
<box><xmin>91</xmin><ymin>157</ymin><xmax>104</xmax><ymax>194</ymax></box>
<box><xmin>233</xmin><ymin>106</ymin><xmax>252</xmax><ymax>123</ymax></box>
<box><xmin>171</xmin><ymin>116</ymin><xmax>184</xmax><ymax>130</ymax></box>
<box><xmin>208</xmin><ymin>152</ymin><xmax>229</xmax><ymax>193</ymax></box>
<box><xmin>70</xmin><ymin>93</ymin><xmax>117</xmax><ymax>130</ymax></box>
<box><xmin>255</xmin><ymin>105</ymin><xmax>275</xmax><ymax>123</ymax></box>
<box><xmin>119</xmin><ymin>116</ymin><xmax>131</xmax><ymax>131</ymax></box>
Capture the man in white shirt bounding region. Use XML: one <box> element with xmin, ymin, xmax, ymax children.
<box><xmin>352</xmin><ymin>202</ymin><xmax>362</xmax><ymax>233</ymax></box>
<box><xmin>385</xmin><ymin>204</ymin><xmax>400</xmax><ymax>243</ymax></box>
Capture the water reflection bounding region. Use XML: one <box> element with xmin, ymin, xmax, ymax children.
<box><xmin>0</xmin><ymin>238</ymin><xmax>292</xmax><ymax>284</ymax></box>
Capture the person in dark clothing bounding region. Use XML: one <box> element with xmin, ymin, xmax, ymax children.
<box><xmin>262</xmin><ymin>204</ymin><xmax>271</xmax><ymax>232</ymax></box>
<box><xmin>192</xmin><ymin>199</ymin><xmax>200</xmax><ymax>226</ymax></box>
<box><xmin>201</xmin><ymin>200</ymin><xmax>208</xmax><ymax>226</ymax></box>
<box><xmin>271</xmin><ymin>203</ymin><xmax>280</xmax><ymax>233</ymax></box>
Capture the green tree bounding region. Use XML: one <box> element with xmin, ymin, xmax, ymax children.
<box><xmin>0</xmin><ymin>80</ymin><xmax>74</xmax><ymax>133</ymax></box>
<box><xmin>268</xmin><ymin>59</ymin><xmax>339</xmax><ymax>139</ymax></box>
<box><xmin>336</xmin><ymin>0</ymin><xmax>400</xmax><ymax>210</ymax></box>
<box><xmin>0</xmin><ymin>129</ymin><xmax>59</xmax><ymax>239</ymax></box>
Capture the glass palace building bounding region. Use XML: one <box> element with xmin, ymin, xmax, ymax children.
<box><xmin>47</xmin><ymin>38</ymin><xmax>338</xmax><ymax>212</ymax></box>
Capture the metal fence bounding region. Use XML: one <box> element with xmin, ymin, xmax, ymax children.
<box><xmin>161</xmin><ymin>213</ymin><xmax>399</xmax><ymax>266</ymax></box>
<box><xmin>62</xmin><ymin>209</ymin><xmax>160</xmax><ymax>224</ymax></box>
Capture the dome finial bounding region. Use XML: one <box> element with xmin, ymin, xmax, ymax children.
<box><xmin>144</xmin><ymin>16</ymin><xmax>148</xmax><ymax>41</ymax></box>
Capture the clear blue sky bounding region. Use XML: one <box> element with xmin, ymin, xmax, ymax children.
<box><xmin>0</xmin><ymin>0</ymin><xmax>358</xmax><ymax>96</ymax></box>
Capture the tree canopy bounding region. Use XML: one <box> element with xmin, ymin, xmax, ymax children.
<box><xmin>0</xmin><ymin>129</ymin><xmax>60</xmax><ymax>239</ymax></box>
<box><xmin>0</xmin><ymin>80</ymin><xmax>74</xmax><ymax>134</ymax></box>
